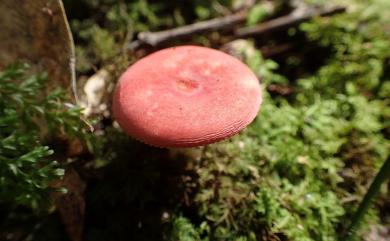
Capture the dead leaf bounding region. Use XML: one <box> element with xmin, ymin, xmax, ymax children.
<box><xmin>0</xmin><ymin>0</ymin><xmax>76</xmax><ymax>100</ymax></box>
<box><xmin>51</xmin><ymin>167</ymin><xmax>86</xmax><ymax>241</ymax></box>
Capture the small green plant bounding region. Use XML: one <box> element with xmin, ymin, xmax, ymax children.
<box><xmin>0</xmin><ymin>63</ymin><xmax>88</xmax><ymax>211</ymax></box>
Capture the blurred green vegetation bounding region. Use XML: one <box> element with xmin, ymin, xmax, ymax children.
<box><xmin>0</xmin><ymin>63</ymin><xmax>91</xmax><ymax>236</ymax></box>
<box><xmin>0</xmin><ymin>63</ymin><xmax>65</xmax><ymax>210</ymax></box>
<box><xmin>1</xmin><ymin>0</ymin><xmax>389</xmax><ymax>241</ymax></box>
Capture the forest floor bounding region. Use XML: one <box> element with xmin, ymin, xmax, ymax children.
<box><xmin>0</xmin><ymin>1</ymin><xmax>389</xmax><ymax>241</ymax></box>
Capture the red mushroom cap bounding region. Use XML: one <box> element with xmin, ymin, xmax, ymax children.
<box><xmin>112</xmin><ymin>46</ymin><xmax>262</xmax><ymax>148</ymax></box>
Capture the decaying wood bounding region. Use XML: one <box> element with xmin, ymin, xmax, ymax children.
<box><xmin>129</xmin><ymin>5</ymin><xmax>345</xmax><ymax>49</ymax></box>
<box><xmin>0</xmin><ymin>0</ymin><xmax>77</xmax><ymax>101</ymax></box>
<box><xmin>235</xmin><ymin>5</ymin><xmax>346</xmax><ymax>38</ymax></box>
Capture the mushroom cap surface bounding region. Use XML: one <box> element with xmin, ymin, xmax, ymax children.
<box><xmin>113</xmin><ymin>46</ymin><xmax>262</xmax><ymax>147</ymax></box>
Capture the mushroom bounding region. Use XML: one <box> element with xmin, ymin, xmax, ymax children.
<box><xmin>112</xmin><ymin>45</ymin><xmax>262</xmax><ymax>148</ymax></box>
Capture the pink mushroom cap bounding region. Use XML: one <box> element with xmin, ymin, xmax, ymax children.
<box><xmin>112</xmin><ymin>45</ymin><xmax>262</xmax><ymax>148</ymax></box>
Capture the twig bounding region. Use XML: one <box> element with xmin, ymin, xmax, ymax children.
<box><xmin>235</xmin><ymin>5</ymin><xmax>346</xmax><ymax>38</ymax></box>
<box><xmin>136</xmin><ymin>12</ymin><xmax>246</xmax><ymax>47</ymax></box>
<box><xmin>127</xmin><ymin>5</ymin><xmax>345</xmax><ymax>50</ymax></box>
<box><xmin>261</xmin><ymin>43</ymin><xmax>296</xmax><ymax>58</ymax></box>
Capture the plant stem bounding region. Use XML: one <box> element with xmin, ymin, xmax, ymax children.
<box><xmin>344</xmin><ymin>155</ymin><xmax>390</xmax><ymax>241</ymax></box>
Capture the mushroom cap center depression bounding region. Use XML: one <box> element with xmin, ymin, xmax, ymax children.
<box><xmin>175</xmin><ymin>78</ymin><xmax>199</xmax><ymax>92</ymax></box>
<box><xmin>113</xmin><ymin>46</ymin><xmax>262</xmax><ymax>147</ymax></box>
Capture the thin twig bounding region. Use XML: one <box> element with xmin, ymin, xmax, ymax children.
<box><xmin>235</xmin><ymin>5</ymin><xmax>346</xmax><ymax>38</ymax></box>
<box><xmin>136</xmin><ymin>12</ymin><xmax>246</xmax><ymax>47</ymax></box>
<box><xmin>128</xmin><ymin>5</ymin><xmax>345</xmax><ymax>50</ymax></box>
<box><xmin>261</xmin><ymin>43</ymin><xmax>296</xmax><ymax>58</ymax></box>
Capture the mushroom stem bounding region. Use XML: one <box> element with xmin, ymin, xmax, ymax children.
<box><xmin>168</xmin><ymin>147</ymin><xmax>204</xmax><ymax>162</ymax></box>
<box><xmin>344</xmin><ymin>155</ymin><xmax>390</xmax><ymax>241</ymax></box>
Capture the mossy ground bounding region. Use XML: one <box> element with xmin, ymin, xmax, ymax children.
<box><xmin>1</xmin><ymin>1</ymin><xmax>389</xmax><ymax>241</ymax></box>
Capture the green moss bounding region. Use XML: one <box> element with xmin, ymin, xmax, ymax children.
<box><xmin>166</xmin><ymin>1</ymin><xmax>389</xmax><ymax>240</ymax></box>
<box><xmin>0</xmin><ymin>63</ymin><xmax>90</xmax><ymax>211</ymax></box>
<box><xmin>7</xmin><ymin>1</ymin><xmax>388</xmax><ymax>240</ymax></box>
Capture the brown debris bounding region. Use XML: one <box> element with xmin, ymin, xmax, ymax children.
<box><xmin>51</xmin><ymin>168</ymin><xmax>86</xmax><ymax>241</ymax></box>
<box><xmin>0</xmin><ymin>0</ymin><xmax>77</xmax><ymax>101</ymax></box>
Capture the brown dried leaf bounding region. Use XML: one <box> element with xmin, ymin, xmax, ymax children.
<box><xmin>52</xmin><ymin>168</ymin><xmax>86</xmax><ymax>241</ymax></box>
<box><xmin>0</xmin><ymin>0</ymin><xmax>76</xmax><ymax>99</ymax></box>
